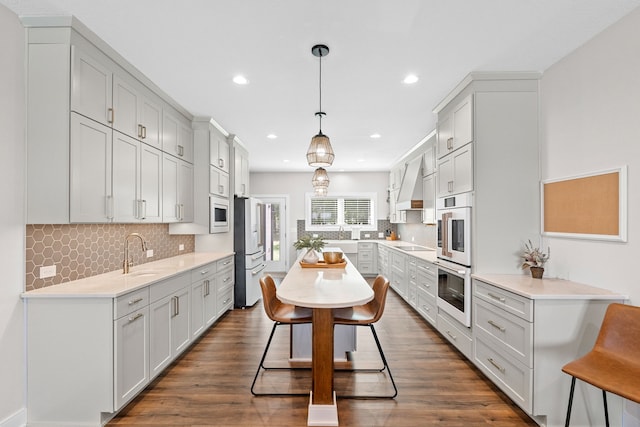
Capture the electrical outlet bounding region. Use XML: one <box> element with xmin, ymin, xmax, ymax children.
<box><xmin>146</xmin><ymin>249</ymin><xmax>154</xmax><ymax>258</ymax></box>
<box><xmin>312</xmin><ymin>234</ymin><xmax>318</xmax><ymax>238</ymax></box>
<box><xmin>364</xmin><ymin>233</ymin><xmax>370</xmax><ymax>238</ymax></box>
<box><xmin>39</xmin><ymin>265</ymin><xmax>56</xmax><ymax>279</ymax></box>
<box><xmin>179</xmin><ymin>244</ymin><xmax>184</xmax><ymax>251</ymax></box>
<box><xmin>411</xmin><ymin>236</ymin><xmax>415</xmax><ymax>242</ymax></box>
<box><xmin>378</xmin><ymin>232</ymin><xmax>384</xmax><ymax>238</ymax></box>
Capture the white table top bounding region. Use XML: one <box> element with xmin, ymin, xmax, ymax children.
<box><xmin>277</xmin><ymin>255</ymin><xmax>374</xmax><ymax>309</ymax></box>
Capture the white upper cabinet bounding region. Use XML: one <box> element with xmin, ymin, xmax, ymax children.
<box><xmin>210</xmin><ymin>132</ymin><xmax>230</xmax><ymax>174</ymax></box>
<box><xmin>163</xmin><ymin>109</ymin><xmax>194</xmax><ymax>163</ymax></box>
<box><xmin>139</xmin><ymin>143</ymin><xmax>163</xmax><ymax>222</ymax></box>
<box><xmin>69</xmin><ymin>113</ymin><xmax>113</xmax><ymax>223</ymax></box>
<box><xmin>71</xmin><ymin>45</ymin><xmax>113</xmax><ymax>127</ymax></box>
<box><xmin>437</xmin><ymin>94</ymin><xmax>473</xmax><ymax>159</ymax></box>
<box><xmin>422</xmin><ymin>143</ymin><xmax>436</xmax><ymax>177</ymax></box>
<box><xmin>437</xmin><ymin>143</ymin><xmax>473</xmax><ymax>197</ymax></box>
<box><xmin>234</xmin><ymin>144</ymin><xmax>250</xmax><ymax>197</ymax></box>
<box><xmin>139</xmin><ymin>93</ymin><xmax>162</xmax><ymax>149</ymax></box>
<box><xmin>162</xmin><ymin>154</ymin><xmax>194</xmax><ymax>223</ymax></box>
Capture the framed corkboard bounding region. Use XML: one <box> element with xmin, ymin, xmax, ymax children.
<box><xmin>542</xmin><ymin>167</ymin><xmax>627</xmax><ymax>242</ymax></box>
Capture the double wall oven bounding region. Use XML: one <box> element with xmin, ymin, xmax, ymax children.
<box><xmin>436</xmin><ymin>192</ymin><xmax>472</xmax><ymax>326</ymax></box>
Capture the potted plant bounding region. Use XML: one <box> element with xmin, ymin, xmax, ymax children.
<box><xmin>294</xmin><ymin>235</ymin><xmax>326</xmax><ymax>264</ymax></box>
<box><xmin>521</xmin><ymin>239</ymin><xmax>550</xmax><ymax>279</ymax></box>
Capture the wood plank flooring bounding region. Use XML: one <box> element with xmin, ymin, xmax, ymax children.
<box><xmin>109</xmin><ymin>287</ymin><xmax>538</xmax><ymax>427</ymax></box>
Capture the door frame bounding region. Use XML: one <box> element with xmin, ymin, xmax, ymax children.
<box><xmin>254</xmin><ymin>194</ymin><xmax>289</xmax><ymax>273</ymax></box>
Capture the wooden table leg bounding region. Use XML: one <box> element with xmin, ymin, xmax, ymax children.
<box><xmin>312</xmin><ymin>307</ymin><xmax>334</xmax><ymax>404</ymax></box>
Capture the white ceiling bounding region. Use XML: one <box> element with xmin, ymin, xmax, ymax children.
<box><xmin>3</xmin><ymin>0</ymin><xmax>640</xmax><ymax>172</ymax></box>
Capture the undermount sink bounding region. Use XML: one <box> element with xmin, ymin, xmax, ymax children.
<box><xmin>126</xmin><ymin>270</ymin><xmax>159</xmax><ymax>277</ymax></box>
<box><xmin>324</xmin><ymin>240</ymin><xmax>358</xmax><ymax>253</ymax></box>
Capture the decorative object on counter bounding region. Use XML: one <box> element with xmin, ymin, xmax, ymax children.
<box><xmin>306</xmin><ymin>44</ymin><xmax>335</xmax><ymax>168</ymax></box>
<box><xmin>322</xmin><ymin>251</ymin><xmax>344</xmax><ymax>264</ymax></box>
<box><xmin>294</xmin><ymin>235</ymin><xmax>326</xmax><ymax>264</ymax></box>
<box><xmin>386</xmin><ymin>231</ymin><xmax>398</xmax><ymax>241</ymax></box>
<box><xmin>521</xmin><ymin>239</ymin><xmax>550</xmax><ymax>278</ymax></box>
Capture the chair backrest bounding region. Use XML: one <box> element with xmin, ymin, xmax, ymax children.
<box><xmin>259</xmin><ymin>275</ymin><xmax>280</xmax><ymax>322</ymax></box>
<box><xmin>366</xmin><ymin>275</ymin><xmax>390</xmax><ymax>324</ymax></box>
<box><xmin>594</xmin><ymin>303</ymin><xmax>640</xmax><ymax>364</ymax></box>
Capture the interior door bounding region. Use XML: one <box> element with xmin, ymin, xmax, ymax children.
<box><xmin>256</xmin><ymin>195</ymin><xmax>288</xmax><ymax>272</ymax></box>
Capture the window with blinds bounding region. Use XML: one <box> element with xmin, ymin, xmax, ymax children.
<box><xmin>306</xmin><ymin>193</ymin><xmax>376</xmax><ymax>230</ymax></box>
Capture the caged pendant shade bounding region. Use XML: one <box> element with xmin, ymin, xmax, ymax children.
<box><xmin>312</xmin><ymin>167</ymin><xmax>330</xmax><ymax>189</ymax></box>
<box><xmin>307</xmin><ymin>44</ymin><xmax>335</xmax><ymax>167</ymax></box>
<box><xmin>314</xmin><ymin>186</ymin><xmax>329</xmax><ymax>196</ymax></box>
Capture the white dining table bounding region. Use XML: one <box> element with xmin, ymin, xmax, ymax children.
<box><xmin>276</xmin><ymin>254</ymin><xmax>374</xmax><ymax>427</ymax></box>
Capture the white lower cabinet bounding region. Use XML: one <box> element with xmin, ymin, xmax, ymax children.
<box><xmin>25</xmin><ymin>257</ymin><xmax>233</xmax><ymax>426</ymax></box>
<box><xmin>415</xmin><ymin>259</ymin><xmax>437</xmax><ymax>326</ymax></box>
<box><xmin>357</xmin><ymin>242</ymin><xmax>377</xmax><ymax>275</ymax></box>
<box><xmin>114</xmin><ymin>305</ymin><xmax>150</xmax><ymax>409</ymax></box>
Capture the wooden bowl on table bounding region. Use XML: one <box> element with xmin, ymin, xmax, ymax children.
<box><xmin>322</xmin><ymin>251</ymin><xmax>344</xmax><ymax>264</ymax></box>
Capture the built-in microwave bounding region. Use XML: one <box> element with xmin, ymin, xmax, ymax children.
<box><xmin>210</xmin><ymin>197</ymin><xmax>229</xmax><ymax>233</ymax></box>
<box><xmin>437</xmin><ymin>192</ymin><xmax>472</xmax><ymax>267</ymax></box>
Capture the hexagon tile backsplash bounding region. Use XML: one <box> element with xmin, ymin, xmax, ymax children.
<box><xmin>25</xmin><ymin>224</ymin><xmax>195</xmax><ymax>291</ymax></box>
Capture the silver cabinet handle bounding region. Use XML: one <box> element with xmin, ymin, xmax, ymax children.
<box><xmin>141</xmin><ymin>200</ymin><xmax>146</xmax><ymax>220</ymax></box>
<box><xmin>223</xmin><ymin>277</ymin><xmax>230</xmax><ymax>283</ymax></box>
<box><xmin>128</xmin><ymin>312</ymin><xmax>143</xmax><ymax>323</ymax></box>
<box><xmin>446</xmin><ymin>330</ymin><xmax>457</xmax><ymax>341</ymax></box>
<box><xmin>138</xmin><ymin>124</ymin><xmax>143</xmax><ymax>138</ymax></box>
<box><xmin>448</xmin><ymin>180</ymin><xmax>454</xmax><ymax>193</ymax></box>
<box><xmin>108</xmin><ymin>108</ymin><xmax>114</xmax><ymax>124</ymax></box>
<box><xmin>488</xmin><ymin>358</ymin><xmax>506</xmax><ymax>373</ymax></box>
<box><xmin>218</xmin><ymin>184</ymin><xmax>224</xmax><ymax>194</ymax></box>
<box><xmin>200</xmin><ymin>269</ymin><xmax>210</xmax><ymax>276</ymax></box>
<box><xmin>488</xmin><ymin>320</ymin><xmax>506</xmax><ymax>332</ymax></box>
<box><xmin>142</xmin><ymin>126</ymin><xmax>147</xmax><ymax>139</ymax></box>
<box><xmin>487</xmin><ymin>292</ymin><xmax>506</xmax><ymax>303</ymax></box>
<box><xmin>128</xmin><ymin>297</ymin><xmax>143</xmax><ymax>306</ymax></box>
<box><xmin>106</xmin><ymin>195</ymin><xmax>114</xmax><ymax>220</ymax></box>
<box><xmin>222</xmin><ymin>297</ymin><xmax>231</xmax><ymax>305</ymax></box>
<box><xmin>218</xmin><ymin>158</ymin><xmax>224</xmax><ymax>168</ymax></box>
<box><xmin>447</xmin><ymin>137</ymin><xmax>453</xmax><ymax>150</ymax></box>
<box><xmin>223</xmin><ymin>260</ymin><xmax>231</xmax><ymax>266</ymax></box>
<box><xmin>177</xmin><ymin>145</ymin><xmax>184</xmax><ymax>156</ymax></box>
<box><xmin>172</xmin><ymin>296</ymin><xmax>179</xmax><ymax>317</ymax></box>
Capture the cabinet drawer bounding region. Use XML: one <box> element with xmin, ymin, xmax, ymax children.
<box><xmin>417</xmin><ymin>271</ymin><xmax>436</xmax><ymax>298</ymax></box>
<box><xmin>358</xmin><ymin>250</ymin><xmax>374</xmax><ymax>261</ymax></box>
<box><xmin>217</xmin><ymin>287</ymin><xmax>233</xmax><ymax>316</ymax></box>
<box><xmin>216</xmin><ymin>256</ymin><xmax>234</xmax><ymax>272</ymax></box>
<box><xmin>114</xmin><ymin>287</ymin><xmax>149</xmax><ymax>319</ymax></box>
<box><xmin>190</xmin><ymin>262</ymin><xmax>216</xmax><ymax>283</ymax></box>
<box><xmin>416</xmin><ymin>260</ymin><xmax>436</xmax><ymax>277</ymax></box>
<box><xmin>149</xmin><ymin>272</ymin><xmax>189</xmax><ymax>303</ymax></box>
<box><xmin>358</xmin><ymin>261</ymin><xmax>374</xmax><ymax>274</ymax></box>
<box><xmin>358</xmin><ymin>242</ymin><xmax>374</xmax><ymax>250</ymax></box>
<box><xmin>474</xmin><ymin>298</ymin><xmax>532</xmax><ymax>367</ymax></box>
<box><xmin>391</xmin><ymin>251</ymin><xmax>405</xmax><ymax>271</ymax></box>
<box><xmin>437</xmin><ymin>313</ymin><xmax>473</xmax><ymax>359</ymax></box>
<box><xmin>217</xmin><ymin>269</ymin><xmax>234</xmax><ymax>291</ymax></box>
<box><xmin>473</xmin><ymin>279</ymin><xmax>532</xmax><ymax>322</ymax></box>
<box><xmin>417</xmin><ymin>288</ymin><xmax>437</xmax><ymax>325</ymax></box>
<box><xmin>475</xmin><ymin>333</ymin><xmax>532</xmax><ymax>413</ymax></box>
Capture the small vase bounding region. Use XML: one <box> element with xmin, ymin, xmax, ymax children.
<box><xmin>302</xmin><ymin>249</ymin><xmax>319</xmax><ymax>264</ymax></box>
<box><xmin>530</xmin><ymin>266</ymin><xmax>544</xmax><ymax>279</ymax></box>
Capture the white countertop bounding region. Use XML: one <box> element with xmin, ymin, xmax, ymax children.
<box><xmin>473</xmin><ymin>273</ymin><xmax>628</xmax><ymax>300</ymax></box>
<box><xmin>277</xmin><ymin>255</ymin><xmax>374</xmax><ymax>309</ymax></box>
<box><xmin>22</xmin><ymin>252</ymin><xmax>234</xmax><ymax>299</ymax></box>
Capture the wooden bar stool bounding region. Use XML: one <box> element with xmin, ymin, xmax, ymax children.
<box><xmin>562</xmin><ymin>303</ymin><xmax>640</xmax><ymax>426</ymax></box>
<box><xmin>251</xmin><ymin>275</ymin><xmax>313</xmax><ymax>396</ymax></box>
<box><xmin>333</xmin><ymin>275</ymin><xmax>398</xmax><ymax>398</ymax></box>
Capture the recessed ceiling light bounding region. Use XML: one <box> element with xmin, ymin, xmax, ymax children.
<box><xmin>267</xmin><ymin>134</ymin><xmax>277</xmax><ymax>139</ymax></box>
<box><xmin>357</xmin><ymin>159</ymin><xmax>365</xmax><ymax>163</ymax></box>
<box><xmin>283</xmin><ymin>159</ymin><xmax>290</xmax><ymax>163</ymax></box>
<box><xmin>370</xmin><ymin>133</ymin><xmax>381</xmax><ymax>139</ymax></box>
<box><xmin>233</xmin><ymin>75</ymin><xmax>249</xmax><ymax>85</ymax></box>
<box><xmin>403</xmin><ymin>74</ymin><xmax>419</xmax><ymax>84</ymax></box>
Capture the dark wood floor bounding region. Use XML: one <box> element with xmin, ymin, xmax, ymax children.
<box><xmin>109</xmin><ymin>286</ymin><xmax>538</xmax><ymax>426</ymax></box>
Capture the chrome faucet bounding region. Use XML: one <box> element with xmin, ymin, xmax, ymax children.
<box><xmin>338</xmin><ymin>225</ymin><xmax>344</xmax><ymax>240</ymax></box>
<box><xmin>123</xmin><ymin>233</ymin><xmax>148</xmax><ymax>274</ymax></box>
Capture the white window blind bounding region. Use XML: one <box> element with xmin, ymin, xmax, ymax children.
<box><xmin>310</xmin><ymin>198</ymin><xmax>338</xmax><ymax>225</ymax></box>
<box><xmin>344</xmin><ymin>198</ymin><xmax>372</xmax><ymax>225</ymax></box>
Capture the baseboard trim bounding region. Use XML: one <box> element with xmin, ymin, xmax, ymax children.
<box><xmin>0</xmin><ymin>408</ymin><xmax>26</xmax><ymax>427</ymax></box>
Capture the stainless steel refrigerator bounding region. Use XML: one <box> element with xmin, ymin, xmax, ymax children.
<box><xmin>234</xmin><ymin>197</ymin><xmax>266</xmax><ymax>308</ymax></box>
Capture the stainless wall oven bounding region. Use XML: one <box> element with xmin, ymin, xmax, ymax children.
<box><xmin>436</xmin><ymin>259</ymin><xmax>471</xmax><ymax>326</ymax></box>
<box><xmin>437</xmin><ymin>192</ymin><xmax>472</xmax><ymax>267</ymax></box>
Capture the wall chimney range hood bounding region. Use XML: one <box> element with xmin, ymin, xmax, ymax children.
<box><xmin>396</xmin><ymin>156</ymin><xmax>423</xmax><ymax>210</ymax></box>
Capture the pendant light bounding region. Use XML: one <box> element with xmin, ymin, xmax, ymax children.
<box><xmin>312</xmin><ymin>167</ymin><xmax>330</xmax><ymax>189</ymax></box>
<box><xmin>314</xmin><ymin>186</ymin><xmax>328</xmax><ymax>197</ymax></box>
<box><xmin>306</xmin><ymin>44</ymin><xmax>335</xmax><ymax>167</ymax></box>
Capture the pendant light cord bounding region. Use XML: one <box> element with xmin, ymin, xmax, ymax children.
<box><xmin>318</xmin><ymin>51</ymin><xmax>323</xmax><ymax>133</ymax></box>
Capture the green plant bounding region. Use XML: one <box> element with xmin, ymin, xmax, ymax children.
<box><xmin>294</xmin><ymin>235</ymin><xmax>326</xmax><ymax>251</ymax></box>
<box><xmin>521</xmin><ymin>239</ymin><xmax>550</xmax><ymax>269</ymax></box>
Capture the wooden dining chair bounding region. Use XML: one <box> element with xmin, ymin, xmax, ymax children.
<box><xmin>562</xmin><ymin>303</ymin><xmax>640</xmax><ymax>426</ymax></box>
<box><xmin>333</xmin><ymin>275</ymin><xmax>397</xmax><ymax>398</ymax></box>
<box><xmin>251</xmin><ymin>274</ymin><xmax>313</xmax><ymax>396</ymax></box>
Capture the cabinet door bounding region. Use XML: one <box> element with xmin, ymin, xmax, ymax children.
<box><xmin>178</xmin><ymin>122</ymin><xmax>194</xmax><ymax>163</ymax></box>
<box><xmin>149</xmin><ymin>296</ymin><xmax>172</xmax><ymax>378</ymax></box>
<box><xmin>112</xmin><ymin>131</ymin><xmax>140</xmax><ymax>222</ymax></box>
<box><xmin>423</xmin><ymin>144</ymin><xmax>436</xmax><ymax>176</ymax></box>
<box><xmin>178</xmin><ymin>160</ymin><xmax>194</xmax><ymax>222</ymax></box>
<box><xmin>234</xmin><ymin>147</ymin><xmax>250</xmax><ymax>197</ymax></box>
<box><xmin>437</xmin><ymin>144</ymin><xmax>473</xmax><ymax>197</ymax></box>
<box><xmin>140</xmin><ymin>93</ymin><xmax>162</xmax><ymax>149</ymax></box>
<box><xmin>162</xmin><ymin>111</ymin><xmax>179</xmax><ymax>158</ymax></box>
<box><xmin>114</xmin><ymin>306</ymin><xmax>149</xmax><ymax>409</ymax></box>
<box><xmin>422</xmin><ymin>174</ymin><xmax>436</xmax><ymax>224</ymax></box>
<box><xmin>112</xmin><ymin>74</ymin><xmax>140</xmax><ymax>140</ymax></box>
<box><xmin>163</xmin><ymin>110</ymin><xmax>193</xmax><ymax>162</ymax></box>
<box><xmin>191</xmin><ymin>280</ymin><xmax>206</xmax><ymax>339</ymax></box>
<box><xmin>162</xmin><ymin>154</ymin><xmax>179</xmax><ymax>222</ymax></box>
<box><xmin>218</xmin><ymin>138</ymin><xmax>230</xmax><ymax>174</ymax></box>
<box><xmin>453</xmin><ymin>95</ymin><xmax>473</xmax><ymax>148</ymax></box>
<box><xmin>209</xmin><ymin>166</ymin><xmax>229</xmax><ymax>198</ymax></box>
<box><xmin>210</xmin><ymin>132</ymin><xmax>230</xmax><ymax>173</ymax></box>
<box><xmin>171</xmin><ymin>286</ymin><xmax>191</xmax><ymax>355</ymax></box>
<box><xmin>205</xmin><ymin>277</ymin><xmax>219</xmax><ymax>326</ymax></box>
<box><xmin>70</xmin><ymin>46</ymin><xmax>113</xmax><ymax>126</ymax></box>
<box><xmin>140</xmin><ymin>144</ymin><xmax>163</xmax><ymax>222</ymax></box>
<box><xmin>70</xmin><ymin>114</ymin><xmax>113</xmax><ymax>223</ymax></box>
<box><xmin>436</xmin><ymin>113</ymin><xmax>453</xmax><ymax>159</ymax></box>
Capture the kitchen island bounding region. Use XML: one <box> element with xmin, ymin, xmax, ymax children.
<box><xmin>277</xmin><ymin>254</ymin><xmax>373</xmax><ymax>426</ymax></box>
